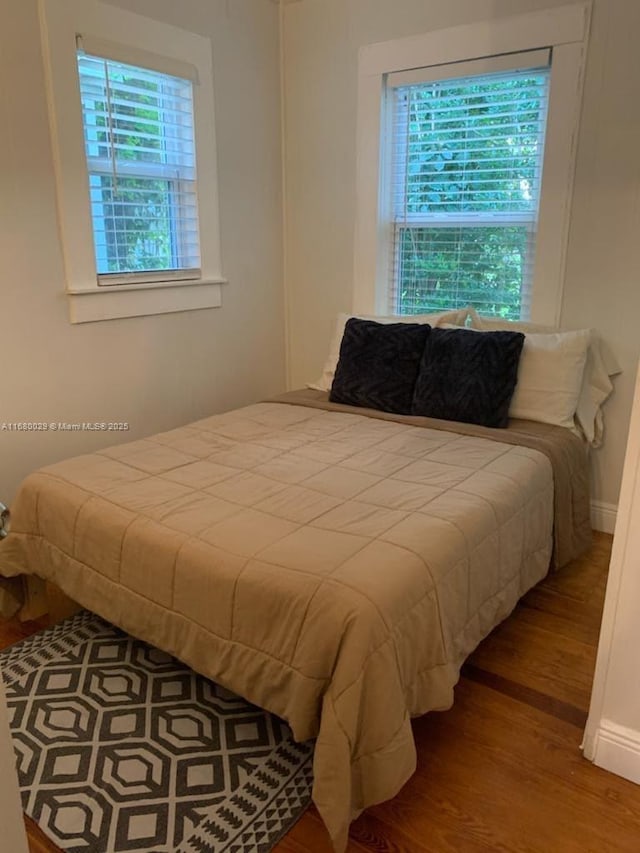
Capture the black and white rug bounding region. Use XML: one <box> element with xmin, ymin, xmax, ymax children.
<box><xmin>1</xmin><ymin>611</ymin><xmax>314</xmax><ymax>852</ymax></box>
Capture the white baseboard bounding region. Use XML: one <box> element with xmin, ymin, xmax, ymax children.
<box><xmin>592</xmin><ymin>721</ymin><xmax>640</xmax><ymax>785</ymax></box>
<box><xmin>591</xmin><ymin>500</ymin><xmax>618</xmax><ymax>534</ymax></box>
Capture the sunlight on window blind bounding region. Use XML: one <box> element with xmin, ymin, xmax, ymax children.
<box><xmin>77</xmin><ymin>53</ymin><xmax>200</xmax><ymax>280</ymax></box>
<box><xmin>390</xmin><ymin>67</ymin><xmax>550</xmax><ymax>319</ymax></box>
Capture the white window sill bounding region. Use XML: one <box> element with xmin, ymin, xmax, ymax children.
<box><xmin>66</xmin><ymin>277</ymin><xmax>227</xmax><ymax>323</ymax></box>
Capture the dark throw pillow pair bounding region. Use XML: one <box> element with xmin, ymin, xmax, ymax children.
<box><xmin>329</xmin><ymin>318</ymin><xmax>525</xmax><ymax>428</ymax></box>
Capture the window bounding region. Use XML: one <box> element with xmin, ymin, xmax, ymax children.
<box><xmin>77</xmin><ymin>50</ymin><xmax>200</xmax><ymax>283</ymax></box>
<box><xmin>40</xmin><ymin>0</ymin><xmax>224</xmax><ymax>323</ymax></box>
<box><xmin>388</xmin><ymin>57</ymin><xmax>550</xmax><ymax>318</ymax></box>
<box><xmin>353</xmin><ymin>4</ymin><xmax>589</xmax><ymax>325</ymax></box>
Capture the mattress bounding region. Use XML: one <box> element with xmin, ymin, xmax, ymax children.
<box><xmin>0</xmin><ymin>395</ymin><xmax>591</xmax><ymax>851</ymax></box>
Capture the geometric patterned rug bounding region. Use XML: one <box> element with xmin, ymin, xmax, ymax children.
<box><xmin>0</xmin><ymin>611</ymin><xmax>314</xmax><ymax>852</ymax></box>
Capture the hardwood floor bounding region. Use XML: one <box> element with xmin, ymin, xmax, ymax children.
<box><xmin>4</xmin><ymin>532</ymin><xmax>640</xmax><ymax>852</ymax></box>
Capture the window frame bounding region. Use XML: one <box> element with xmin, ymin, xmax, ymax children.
<box><xmin>353</xmin><ymin>2</ymin><xmax>591</xmax><ymax>324</ymax></box>
<box><xmin>39</xmin><ymin>0</ymin><xmax>225</xmax><ymax>323</ymax></box>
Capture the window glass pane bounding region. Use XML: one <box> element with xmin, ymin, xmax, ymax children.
<box><xmin>400</xmin><ymin>75</ymin><xmax>548</xmax><ymax>216</ymax></box>
<box><xmin>390</xmin><ymin>67</ymin><xmax>549</xmax><ymax>317</ymax></box>
<box><xmin>77</xmin><ymin>52</ymin><xmax>200</xmax><ymax>276</ymax></box>
<box><xmin>395</xmin><ymin>225</ymin><xmax>531</xmax><ymax>319</ymax></box>
<box><xmin>89</xmin><ymin>174</ymin><xmax>187</xmax><ymax>273</ymax></box>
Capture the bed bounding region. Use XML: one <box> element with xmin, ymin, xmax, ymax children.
<box><xmin>0</xmin><ymin>386</ymin><xmax>591</xmax><ymax>851</ymax></box>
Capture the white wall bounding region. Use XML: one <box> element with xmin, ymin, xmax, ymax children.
<box><xmin>283</xmin><ymin>0</ymin><xmax>640</xmax><ymax>510</ymax></box>
<box><xmin>584</xmin><ymin>363</ymin><xmax>640</xmax><ymax>782</ymax></box>
<box><xmin>0</xmin><ymin>0</ymin><xmax>284</xmax><ymax>503</ymax></box>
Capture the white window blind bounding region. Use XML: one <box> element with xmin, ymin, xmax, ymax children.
<box><xmin>387</xmin><ymin>54</ymin><xmax>551</xmax><ymax>319</ymax></box>
<box><xmin>77</xmin><ymin>49</ymin><xmax>201</xmax><ymax>284</ymax></box>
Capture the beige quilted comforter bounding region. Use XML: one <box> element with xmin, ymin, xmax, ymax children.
<box><xmin>0</xmin><ymin>394</ymin><xmax>590</xmax><ymax>851</ymax></box>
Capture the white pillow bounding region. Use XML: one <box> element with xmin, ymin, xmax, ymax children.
<box><xmin>509</xmin><ymin>330</ymin><xmax>590</xmax><ymax>429</ymax></box>
<box><xmin>467</xmin><ymin>312</ymin><xmax>620</xmax><ymax>442</ymax></box>
<box><xmin>309</xmin><ymin>308</ymin><xmax>470</xmax><ymax>393</ymax></box>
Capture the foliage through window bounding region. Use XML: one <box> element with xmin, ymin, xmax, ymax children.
<box><xmin>389</xmin><ymin>66</ymin><xmax>550</xmax><ymax>318</ymax></box>
<box><xmin>77</xmin><ymin>52</ymin><xmax>200</xmax><ymax>281</ymax></box>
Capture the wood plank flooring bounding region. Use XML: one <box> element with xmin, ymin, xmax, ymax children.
<box><xmin>3</xmin><ymin>532</ymin><xmax>640</xmax><ymax>852</ymax></box>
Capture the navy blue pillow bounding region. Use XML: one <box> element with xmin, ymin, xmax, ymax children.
<box><xmin>411</xmin><ymin>327</ymin><xmax>525</xmax><ymax>428</ymax></box>
<box><xmin>329</xmin><ymin>318</ymin><xmax>431</xmax><ymax>415</ymax></box>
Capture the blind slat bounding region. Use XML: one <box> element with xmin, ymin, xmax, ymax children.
<box><xmin>83</xmin><ymin>121</ymin><xmax>196</xmax><ymax>149</ymax></box>
<box><xmin>87</xmin><ymin>161</ymin><xmax>196</xmax><ymax>183</ymax></box>
<box><xmin>397</xmin><ymin>93</ymin><xmax>549</xmax><ymax>116</ymax></box>
<box><xmin>81</xmin><ymin>96</ymin><xmax>193</xmax><ymax>121</ymax></box>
